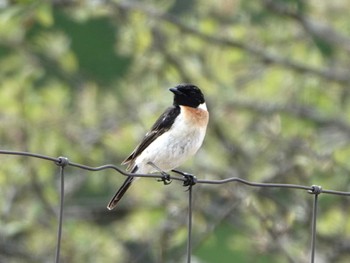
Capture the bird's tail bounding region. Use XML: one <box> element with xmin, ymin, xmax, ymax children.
<box><xmin>107</xmin><ymin>166</ymin><xmax>137</xmax><ymax>210</ymax></box>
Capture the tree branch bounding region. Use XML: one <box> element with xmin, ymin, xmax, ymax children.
<box><xmin>115</xmin><ymin>1</ymin><xmax>350</xmax><ymax>84</ymax></box>
<box><xmin>226</xmin><ymin>99</ymin><xmax>350</xmax><ymax>135</ymax></box>
<box><xmin>263</xmin><ymin>0</ymin><xmax>350</xmax><ymax>54</ymax></box>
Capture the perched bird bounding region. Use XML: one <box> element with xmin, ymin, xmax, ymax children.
<box><xmin>107</xmin><ymin>84</ymin><xmax>209</xmax><ymax>210</ymax></box>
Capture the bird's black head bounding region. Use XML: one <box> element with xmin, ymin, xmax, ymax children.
<box><xmin>169</xmin><ymin>84</ymin><xmax>205</xmax><ymax>108</ymax></box>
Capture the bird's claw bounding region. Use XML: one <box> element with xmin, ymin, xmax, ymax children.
<box><xmin>147</xmin><ymin>161</ymin><xmax>172</xmax><ymax>185</ymax></box>
<box><xmin>182</xmin><ymin>173</ymin><xmax>197</xmax><ymax>188</ymax></box>
<box><xmin>171</xmin><ymin>169</ymin><xmax>197</xmax><ymax>188</ymax></box>
<box><xmin>157</xmin><ymin>171</ymin><xmax>172</xmax><ymax>185</ymax></box>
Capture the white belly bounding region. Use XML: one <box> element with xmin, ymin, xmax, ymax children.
<box><xmin>135</xmin><ymin>112</ymin><xmax>207</xmax><ymax>174</ymax></box>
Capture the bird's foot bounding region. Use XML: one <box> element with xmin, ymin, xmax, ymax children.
<box><xmin>158</xmin><ymin>171</ymin><xmax>172</xmax><ymax>185</ymax></box>
<box><xmin>171</xmin><ymin>169</ymin><xmax>197</xmax><ymax>188</ymax></box>
<box><xmin>147</xmin><ymin>162</ymin><xmax>172</xmax><ymax>185</ymax></box>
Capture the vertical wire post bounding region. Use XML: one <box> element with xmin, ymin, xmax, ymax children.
<box><xmin>187</xmin><ymin>184</ymin><xmax>193</xmax><ymax>263</ymax></box>
<box><xmin>309</xmin><ymin>185</ymin><xmax>322</xmax><ymax>263</ymax></box>
<box><xmin>55</xmin><ymin>157</ymin><xmax>69</xmax><ymax>263</ymax></box>
<box><xmin>172</xmin><ymin>170</ymin><xmax>197</xmax><ymax>263</ymax></box>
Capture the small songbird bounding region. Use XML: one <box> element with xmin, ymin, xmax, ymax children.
<box><xmin>107</xmin><ymin>84</ymin><xmax>209</xmax><ymax>210</ymax></box>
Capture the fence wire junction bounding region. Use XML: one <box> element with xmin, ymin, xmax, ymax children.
<box><xmin>1</xmin><ymin>149</ymin><xmax>350</xmax><ymax>263</ymax></box>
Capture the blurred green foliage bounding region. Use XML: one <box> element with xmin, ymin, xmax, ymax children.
<box><xmin>1</xmin><ymin>0</ymin><xmax>350</xmax><ymax>262</ymax></box>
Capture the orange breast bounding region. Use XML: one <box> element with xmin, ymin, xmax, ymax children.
<box><xmin>181</xmin><ymin>106</ymin><xmax>209</xmax><ymax>127</ymax></box>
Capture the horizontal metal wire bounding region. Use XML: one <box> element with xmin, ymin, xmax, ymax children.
<box><xmin>1</xmin><ymin>150</ymin><xmax>349</xmax><ymax>196</ymax></box>
<box><xmin>1</xmin><ymin>149</ymin><xmax>350</xmax><ymax>263</ymax></box>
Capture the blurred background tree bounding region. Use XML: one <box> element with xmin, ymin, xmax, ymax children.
<box><xmin>1</xmin><ymin>0</ymin><xmax>350</xmax><ymax>262</ymax></box>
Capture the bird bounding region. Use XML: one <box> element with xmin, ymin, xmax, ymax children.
<box><xmin>107</xmin><ymin>84</ymin><xmax>209</xmax><ymax>210</ymax></box>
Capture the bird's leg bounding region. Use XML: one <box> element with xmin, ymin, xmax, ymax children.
<box><xmin>171</xmin><ymin>169</ymin><xmax>197</xmax><ymax>188</ymax></box>
<box><xmin>147</xmin><ymin>162</ymin><xmax>172</xmax><ymax>185</ymax></box>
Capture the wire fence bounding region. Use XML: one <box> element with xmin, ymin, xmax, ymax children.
<box><xmin>1</xmin><ymin>149</ymin><xmax>350</xmax><ymax>263</ymax></box>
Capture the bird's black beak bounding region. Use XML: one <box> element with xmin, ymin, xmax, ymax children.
<box><xmin>169</xmin><ymin>87</ymin><xmax>183</xmax><ymax>95</ymax></box>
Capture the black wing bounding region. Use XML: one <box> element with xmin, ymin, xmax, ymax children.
<box><xmin>122</xmin><ymin>106</ymin><xmax>180</xmax><ymax>169</ymax></box>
